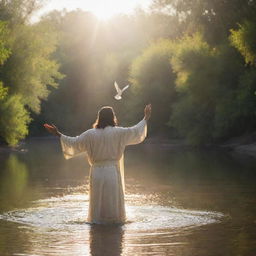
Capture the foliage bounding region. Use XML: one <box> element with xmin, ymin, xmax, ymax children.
<box><xmin>151</xmin><ymin>0</ymin><xmax>256</xmax><ymax>44</ymax></box>
<box><xmin>0</xmin><ymin>21</ymin><xmax>9</xmax><ymax>100</ymax></box>
<box><xmin>0</xmin><ymin>95</ymin><xmax>30</xmax><ymax>146</ymax></box>
<box><xmin>0</xmin><ymin>1</ymin><xmax>62</xmax><ymax>145</ymax></box>
<box><xmin>230</xmin><ymin>20</ymin><xmax>256</xmax><ymax>65</ymax></box>
<box><xmin>0</xmin><ymin>81</ymin><xmax>7</xmax><ymax>100</ymax></box>
<box><xmin>0</xmin><ymin>21</ymin><xmax>10</xmax><ymax>64</ymax></box>
<box><xmin>169</xmin><ymin>34</ymin><xmax>216</xmax><ymax>144</ymax></box>
<box><xmin>1</xmin><ymin>22</ymin><xmax>63</xmax><ymax>113</ymax></box>
<box><xmin>0</xmin><ymin>0</ymin><xmax>43</xmax><ymax>24</ymax></box>
<box><xmin>129</xmin><ymin>39</ymin><xmax>176</xmax><ymax>133</ymax></box>
<box><xmin>169</xmin><ymin>34</ymin><xmax>245</xmax><ymax>144</ymax></box>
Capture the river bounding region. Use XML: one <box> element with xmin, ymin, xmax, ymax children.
<box><xmin>0</xmin><ymin>139</ymin><xmax>255</xmax><ymax>256</ymax></box>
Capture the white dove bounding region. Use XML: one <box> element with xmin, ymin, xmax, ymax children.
<box><xmin>114</xmin><ymin>81</ymin><xmax>129</xmax><ymax>100</ymax></box>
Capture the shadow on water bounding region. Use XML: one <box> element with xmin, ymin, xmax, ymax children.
<box><xmin>89</xmin><ymin>224</ymin><xmax>124</xmax><ymax>256</ymax></box>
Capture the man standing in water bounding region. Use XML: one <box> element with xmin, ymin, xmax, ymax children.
<box><xmin>44</xmin><ymin>104</ymin><xmax>151</xmax><ymax>224</ymax></box>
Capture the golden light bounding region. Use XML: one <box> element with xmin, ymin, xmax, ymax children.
<box><xmin>79</xmin><ymin>0</ymin><xmax>141</xmax><ymax>20</ymax></box>
<box><xmin>41</xmin><ymin>0</ymin><xmax>150</xmax><ymax>21</ymax></box>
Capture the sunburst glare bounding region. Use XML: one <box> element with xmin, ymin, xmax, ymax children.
<box><xmin>40</xmin><ymin>0</ymin><xmax>151</xmax><ymax>20</ymax></box>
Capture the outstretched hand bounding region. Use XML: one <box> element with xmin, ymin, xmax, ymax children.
<box><xmin>144</xmin><ymin>104</ymin><xmax>152</xmax><ymax>121</ymax></box>
<box><xmin>44</xmin><ymin>123</ymin><xmax>61</xmax><ymax>137</ymax></box>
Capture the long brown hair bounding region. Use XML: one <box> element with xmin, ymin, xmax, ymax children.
<box><xmin>93</xmin><ymin>106</ymin><xmax>118</xmax><ymax>129</ymax></box>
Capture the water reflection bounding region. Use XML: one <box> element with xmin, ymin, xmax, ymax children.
<box><xmin>90</xmin><ymin>225</ymin><xmax>124</xmax><ymax>256</ymax></box>
<box><xmin>0</xmin><ymin>155</ymin><xmax>31</xmax><ymax>212</ymax></box>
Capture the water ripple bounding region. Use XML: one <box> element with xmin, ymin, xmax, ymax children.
<box><xmin>0</xmin><ymin>193</ymin><xmax>223</xmax><ymax>233</ymax></box>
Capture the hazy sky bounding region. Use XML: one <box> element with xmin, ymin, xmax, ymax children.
<box><xmin>36</xmin><ymin>0</ymin><xmax>152</xmax><ymax>20</ymax></box>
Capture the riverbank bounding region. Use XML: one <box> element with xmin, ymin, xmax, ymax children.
<box><xmin>220</xmin><ymin>132</ymin><xmax>256</xmax><ymax>158</ymax></box>
<box><xmin>0</xmin><ymin>143</ymin><xmax>27</xmax><ymax>154</ymax></box>
<box><xmin>1</xmin><ymin>134</ymin><xmax>256</xmax><ymax>158</ymax></box>
<box><xmin>144</xmin><ymin>135</ymin><xmax>256</xmax><ymax>158</ymax></box>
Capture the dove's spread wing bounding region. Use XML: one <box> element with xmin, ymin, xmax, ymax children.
<box><xmin>114</xmin><ymin>81</ymin><xmax>121</xmax><ymax>94</ymax></box>
<box><xmin>121</xmin><ymin>84</ymin><xmax>129</xmax><ymax>92</ymax></box>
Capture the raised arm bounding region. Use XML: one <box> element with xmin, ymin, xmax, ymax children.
<box><xmin>44</xmin><ymin>123</ymin><xmax>88</xmax><ymax>159</ymax></box>
<box><xmin>122</xmin><ymin>104</ymin><xmax>151</xmax><ymax>145</ymax></box>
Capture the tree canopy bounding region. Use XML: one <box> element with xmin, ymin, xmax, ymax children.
<box><xmin>0</xmin><ymin>0</ymin><xmax>62</xmax><ymax>145</ymax></box>
<box><xmin>1</xmin><ymin>0</ymin><xmax>256</xmax><ymax>145</ymax></box>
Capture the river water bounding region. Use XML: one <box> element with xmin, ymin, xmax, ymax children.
<box><xmin>0</xmin><ymin>139</ymin><xmax>255</xmax><ymax>256</ymax></box>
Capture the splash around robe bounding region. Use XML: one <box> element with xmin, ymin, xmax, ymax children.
<box><xmin>60</xmin><ymin>119</ymin><xmax>147</xmax><ymax>224</ymax></box>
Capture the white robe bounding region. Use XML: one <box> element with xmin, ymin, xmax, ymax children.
<box><xmin>60</xmin><ymin>119</ymin><xmax>147</xmax><ymax>224</ymax></box>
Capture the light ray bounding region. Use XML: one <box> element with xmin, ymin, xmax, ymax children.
<box><xmin>37</xmin><ymin>0</ymin><xmax>151</xmax><ymax>21</ymax></box>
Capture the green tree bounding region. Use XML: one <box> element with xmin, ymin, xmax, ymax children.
<box><xmin>169</xmin><ymin>33</ymin><xmax>216</xmax><ymax>144</ymax></box>
<box><xmin>129</xmin><ymin>39</ymin><xmax>176</xmax><ymax>134</ymax></box>
<box><xmin>0</xmin><ymin>21</ymin><xmax>9</xmax><ymax>99</ymax></box>
<box><xmin>0</xmin><ymin>21</ymin><xmax>10</xmax><ymax>63</ymax></box>
<box><xmin>1</xmin><ymin>21</ymin><xmax>62</xmax><ymax>113</ymax></box>
<box><xmin>0</xmin><ymin>1</ymin><xmax>62</xmax><ymax>145</ymax></box>
<box><xmin>0</xmin><ymin>81</ymin><xmax>7</xmax><ymax>100</ymax></box>
<box><xmin>0</xmin><ymin>0</ymin><xmax>43</xmax><ymax>24</ymax></box>
<box><xmin>230</xmin><ymin>20</ymin><xmax>256</xmax><ymax>65</ymax></box>
<box><xmin>169</xmin><ymin>33</ymin><xmax>244</xmax><ymax>144</ymax></box>
<box><xmin>151</xmin><ymin>0</ymin><xmax>256</xmax><ymax>44</ymax></box>
<box><xmin>0</xmin><ymin>95</ymin><xmax>30</xmax><ymax>146</ymax></box>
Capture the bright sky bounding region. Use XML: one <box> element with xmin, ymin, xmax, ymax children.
<box><xmin>37</xmin><ymin>0</ymin><xmax>152</xmax><ymax>20</ymax></box>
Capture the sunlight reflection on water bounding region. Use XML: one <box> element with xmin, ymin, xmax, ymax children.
<box><xmin>0</xmin><ymin>186</ymin><xmax>225</xmax><ymax>256</ymax></box>
<box><xmin>0</xmin><ymin>193</ymin><xmax>223</xmax><ymax>233</ymax></box>
<box><xmin>0</xmin><ymin>181</ymin><xmax>225</xmax><ymax>256</ymax></box>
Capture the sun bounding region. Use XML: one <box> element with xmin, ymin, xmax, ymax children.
<box><xmin>79</xmin><ymin>0</ymin><xmax>142</xmax><ymax>20</ymax></box>
<box><xmin>40</xmin><ymin>0</ymin><xmax>150</xmax><ymax>21</ymax></box>
<box><xmin>86</xmin><ymin>2</ymin><xmax>121</xmax><ymax>20</ymax></box>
